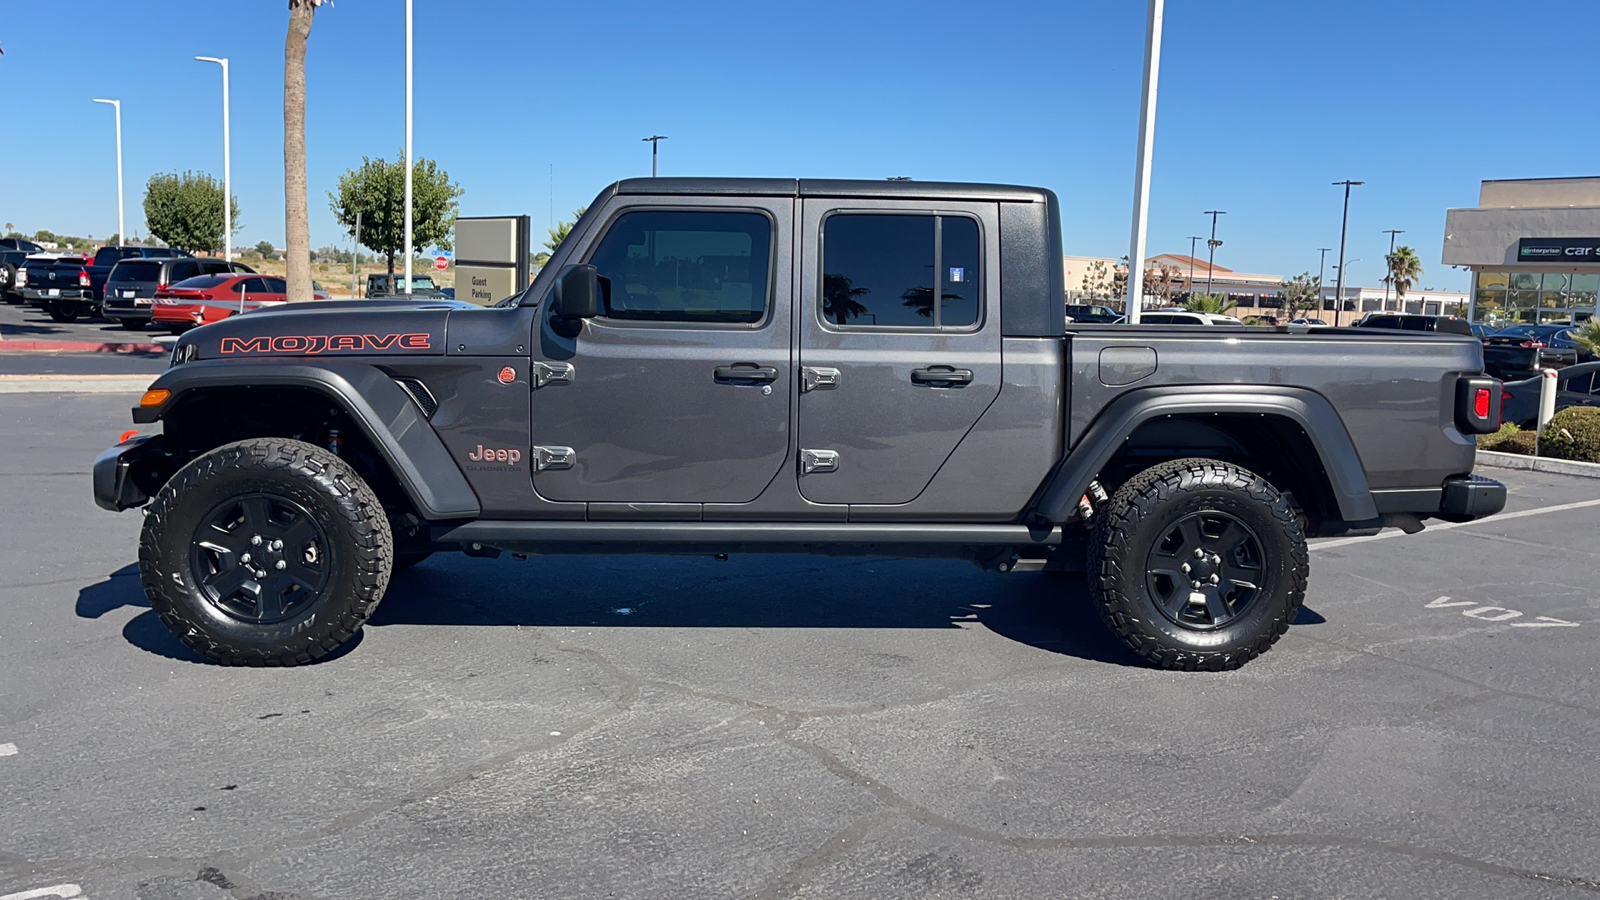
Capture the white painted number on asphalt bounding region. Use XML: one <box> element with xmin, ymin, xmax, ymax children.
<box><xmin>1424</xmin><ymin>596</ymin><xmax>1580</xmax><ymax>628</ymax></box>
<box><xmin>0</xmin><ymin>743</ymin><xmax>17</xmax><ymax>757</ymax></box>
<box><xmin>0</xmin><ymin>885</ymin><xmax>87</xmax><ymax>900</ymax></box>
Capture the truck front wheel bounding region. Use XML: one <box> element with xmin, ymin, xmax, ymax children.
<box><xmin>1088</xmin><ymin>458</ymin><xmax>1308</xmax><ymax>671</ymax></box>
<box><xmin>138</xmin><ymin>438</ymin><xmax>393</xmax><ymax>666</ymax></box>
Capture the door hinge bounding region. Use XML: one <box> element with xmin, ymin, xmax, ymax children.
<box><xmin>799</xmin><ymin>449</ymin><xmax>839</xmax><ymax>475</ymax></box>
<box><xmin>533</xmin><ymin>361</ymin><xmax>575</xmax><ymax>389</ymax></box>
<box><xmin>800</xmin><ymin>366</ymin><xmax>841</xmax><ymax>393</ymax></box>
<box><xmin>530</xmin><ymin>445</ymin><xmax>576</xmax><ymax>472</ymax></box>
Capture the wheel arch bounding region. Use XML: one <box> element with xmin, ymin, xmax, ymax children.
<box><xmin>135</xmin><ymin>361</ymin><xmax>480</xmax><ymax>521</ymax></box>
<box><xmin>1031</xmin><ymin>386</ymin><xmax>1378</xmax><ymax>527</ymax></box>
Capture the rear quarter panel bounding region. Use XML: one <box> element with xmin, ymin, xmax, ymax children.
<box><xmin>1067</xmin><ymin>327</ymin><xmax>1482</xmax><ymax>490</ymax></box>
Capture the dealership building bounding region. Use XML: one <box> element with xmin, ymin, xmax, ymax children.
<box><xmin>1443</xmin><ymin>176</ymin><xmax>1600</xmax><ymax>326</ymax></box>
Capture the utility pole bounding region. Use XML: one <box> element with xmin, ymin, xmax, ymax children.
<box><xmin>1332</xmin><ymin>180</ymin><xmax>1364</xmax><ymax>326</ymax></box>
<box><xmin>642</xmin><ymin>135</ymin><xmax>669</xmax><ymax>177</ymax></box>
<box><xmin>1203</xmin><ymin>210</ymin><xmax>1226</xmax><ymax>296</ymax></box>
<box><xmin>1186</xmin><ymin>235</ymin><xmax>1203</xmax><ymax>298</ymax></box>
<box><xmin>92</xmin><ymin>99</ymin><xmax>123</xmax><ymax>246</ymax></box>
<box><xmin>1122</xmin><ymin>0</ymin><xmax>1165</xmax><ymax>323</ymax></box>
<box><xmin>403</xmin><ymin>0</ymin><xmax>414</xmax><ymax>294</ymax></box>
<box><xmin>1382</xmin><ymin>228</ymin><xmax>1405</xmax><ymax>309</ymax></box>
<box><xmin>1317</xmin><ymin>247</ymin><xmax>1332</xmax><ymax>315</ymax></box>
<box><xmin>195</xmin><ymin>56</ymin><xmax>231</xmax><ymax>261</ymax></box>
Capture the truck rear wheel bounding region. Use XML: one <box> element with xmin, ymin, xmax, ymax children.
<box><xmin>1088</xmin><ymin>458</ymin><xmax>1307</xmax><ymax>671</ymax></box>
<box><xmin>138</xmin><ymin>438</ymin><xmax>393</xmax><ymax>666</ymax></box>
<box><xmin>47</xmin><ymin>301</ymin><xmax>80</xmax><ymax>323</ymax></box>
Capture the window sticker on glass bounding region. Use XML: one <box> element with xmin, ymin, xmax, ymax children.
<box><xmin>949</xmin><ymin>267</ymin><xmax>966</xmax><ymax>283</ymax></box>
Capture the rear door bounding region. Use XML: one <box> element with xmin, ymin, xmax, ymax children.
<box><xmin>796</xmin><ymin>199</ymin><xmax>1001</xmax><ymax>506</ymax></box>
<box><xmin>529</xmin><ymin>197</ymin><xmax>794</xmax><ymax>504</ymax></box>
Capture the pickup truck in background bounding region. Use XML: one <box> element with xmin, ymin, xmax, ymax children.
<box><xmin>366</xmin><ymin>273</ymin><xmax>451</xmax><ymax>299</ymax></box>
<box><xmin>16</xmin><ymin>253</ymin><xmax>92</xmax><ymax>320</ymax></box>
<box><xmin>94</xmin><ymin>177</ymin><xmax>1506</xmax><ymax>672</ymax></box>
<box><xmin>0</xmin><ymin>249</ymin><xmax>32</xmax><ymax>303</ymax></box>
<box><xmin>19</xmin><ymin>246</ymin><xmax>190</xmax><ymax>322</ymax></box>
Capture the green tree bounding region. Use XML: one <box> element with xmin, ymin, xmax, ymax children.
<box><xmin>329</xmin><ymin>153</ymin><xmax>463</xmax><ymax>275</ymax></box>
<box><xmin>1279</xmin><ymin>272</ymin><xmax>1322</xmax><ymax>319</ymax></box>
<box><xmin>1385</xmin><ymin>245</ymin><xmax>1424</xmax><ymax>303</ymax></box>
<box><xmin>254</xmin><ymin>240</ymin><xmax>277</xmax><ymax>259</ymax></box>
<box><xmin>285</xmin><ymin>0</ymin><xmax>327</xmax><ymax>301</ymax></box>
<box><xmin>1183</xmin><ymin>293</ymin><xmax>1239</xmax><ymax>314</ymax></box>
<box><xmin>533</xmin><ymin>207</ymin><xmax>587</xmax><ymax>267</ymax></box>
<box><xmin>33</xmin><ymin>230</ymin><xmax>58</xmax><ymax>244</ymax></box>
<box><xmin>1571</xmin><ymin>319</ymin><xmax>1600</xmax><ymax>358</ymax></box>
<box><xmin>143</xmin><ymin>171</ymin><xmax>241</xmax><ymax>254</ymax></box>
<box><xmin>1080</xmin><ymin>260</ymin><xmax>1111</xmax><ymax>299</ymax></box>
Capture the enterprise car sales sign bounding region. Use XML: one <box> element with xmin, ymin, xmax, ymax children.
<box><xmin>1517</xmin><ymin>237</ymin><xmax>1600</xmax><ymax>262</ymax></box>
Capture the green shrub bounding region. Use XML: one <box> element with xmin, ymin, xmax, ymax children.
<box><xmin>1477</xmin><ymin>423</ymin><xmax>1536</xmax><ymax>454</ymax></box>
<box><xmin>1538</xmin><ymin>407</ymin><xmax>1600</xmax><ymax>463</ymax></box>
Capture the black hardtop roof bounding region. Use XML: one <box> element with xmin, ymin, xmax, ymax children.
<box><xmin>613</xmin><ymin>177</ymin><xmax>1053</xmax><ymax>204</ymax></box>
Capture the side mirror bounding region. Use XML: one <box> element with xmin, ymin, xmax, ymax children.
<box><xmin>553</xmin><ymin>264</ymin><xmax>600</xmax><ymax>319</ymax></box>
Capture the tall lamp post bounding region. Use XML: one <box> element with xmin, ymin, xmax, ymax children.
<box><xmin>1186</xmin><ymin>235</ymin><xmax>1203</xmax><ymax>298</ymax></box>
<box><xmin>91</xmin><ymin>99</ymin><xmax>123</xmax><ymax>246</ymax></box>
<box><xmin>195</xmin><ymin>56</ymin><xmax>231</xmax><ymax>262</ymax></box>
<box><xmin>1317</xmin><ymin>246</ymin><xmax>1332</xmax><ymax>315</ymax></box>
<box><xmin>643</xmin><ymin>135</ymin><xmax>669</xmax><ymax>177</ymax></box>
<box><xmin>1331</xmin><ymin>180</ymin><xmax>1364</xmax><ymax>326</ymax></box>
<box><xmin>1332</xmin><ymin>258</ymin><xmax>1361</xmax><ymax>319</ymax></box>
<box><xmin>1382</xmin><ymin>228</ymin><xmax>1405</xmax><ymax>309</ymax></box>
<box><xmin>403</xmin><ymin>0</ymin><xmax>414</xmax><ymax>294</ymax></box>
<box><xmin>1203</xmin><ymin>210</ymin><xmax>1226</xmax><ymax>295</ymax></box>
<box><xmin>1122</xmin><ymin>0</ymin><xmax>1165</xmax><ymax>324</ymax></box>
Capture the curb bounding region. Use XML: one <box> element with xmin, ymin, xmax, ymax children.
<box><xmin>1476</xmin><ymin>449</ymin><xmax>1600</xmax><ymax>480</ymax></box>
<box><xmin>0</xmin><ymin>339</ymin><xmax>167</xmax><ymax>354</ymax></box>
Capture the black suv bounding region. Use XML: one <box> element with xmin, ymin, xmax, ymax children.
<box><xmin>101</xmin><ymin>257</ymin><xmax>257</xmax><ymax>329</ymax></box>
<box><xmin>1352</xmin><ymin>313</ymin><xmax>1473</xmax><ymax>335</ymax></box>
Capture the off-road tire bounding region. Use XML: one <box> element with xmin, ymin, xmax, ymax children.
<box><xmin>47</xmin><ymin>301</ymin><xmax>79</xmax><ymax>323</ymax></box>
<box><xmin>0</xmin><ymin>264</ymin><xmax>17</xmax><ymax>303</ymax></box>
<box><xmin>119</xmin><ymin>318</ymin><xmax>147</xmax><ymax>331</ymax></box>
<box><xmin>139</xmin><ymin>438</ymin><xmax>393</xmax><ymax>666</ymax></box>
<box><xmin>1088</xmin><ymin>458</ymin><xmax>1308</xmax><ymax>671</ymax></box>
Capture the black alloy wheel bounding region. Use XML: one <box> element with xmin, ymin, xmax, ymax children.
<box><xmin>190</xmin><ymin>493</ymin><xmax>331</xmax><ymax>625</ymax></box>
<box><xmin>1143</xmin><ymin>511</ymin><xmax>1264</xmax><ymax>630</ymax></box>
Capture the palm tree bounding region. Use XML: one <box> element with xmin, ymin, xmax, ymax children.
<box><xmin>1385</xmin><ymin>245</ymin><xmax>1424</xmax><ymax>305</ymax></box>
<box><xmin>1572</xmin><ymin>319</ymin><xmax>1600</xmax><ymax>359</ymax></box>
<box><xmin>822</xmin><ymin>274</ymin><xmax>870</xmax><ymax>324</ymax></box>
<box><xmin>284</xmin><ymin>0</ymin><xmax>326</xmax><ymax>302</ymax></box>
<box><xmin>1183</xmin><ymin>293</ymin><xmax>1238</xmax><ymax>315</ymax></box>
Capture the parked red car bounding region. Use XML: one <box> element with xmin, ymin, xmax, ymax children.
<box><xmin>152</xmin><ymin>274</ymin><xmax>290</xmax><ymax>333</ymax></box>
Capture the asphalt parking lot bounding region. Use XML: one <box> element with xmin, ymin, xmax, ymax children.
<box><xmin>0</xmin><ymin>298</ymin><xmax>173</xmax><ymax>347</ymax></box>
<box><xmin>2</xmin><ymin>390</ymin><xmax>1598</xmax><ymax>899</ymax></box>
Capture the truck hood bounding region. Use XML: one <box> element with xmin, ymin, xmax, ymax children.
<box><xmin>177</xmin><ymin>298</ymin><xmax>477</xmax><ymax>361</ymax></box>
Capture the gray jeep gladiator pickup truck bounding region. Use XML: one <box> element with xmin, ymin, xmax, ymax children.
<box><xmin>93</xmin><ymin>178</ymin><xmax>1507</xmax><ymax>670</ymax></box>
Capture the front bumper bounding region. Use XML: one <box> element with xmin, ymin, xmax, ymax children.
<box><xmin>92</xmin><ymin>435</ymin><xmax>171</xmax><ymax>511</ymax></box>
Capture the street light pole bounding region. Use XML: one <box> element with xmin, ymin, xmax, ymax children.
<box><xmin>195</xmin><ymin>57</ymin><xmax>231</xmax><ymax>261</ymax></box>
<box><xmin>1203</xmin><ymin>210</ymin><xmax>1226</xmax><ymax>296</ymax></box>
<box><xmin>403</xmin><ymin>0</ymin><xmax>414</xmax><ymax>295</ymax></box>
<box><xmin>1332</xmin><ymin>180</ymin><xmax>1364</xmax><ymax>326</ymax></box>
<box><xmin>1382</xmin><ymin>228</ymin><xmax>1405</xmax><ymax>309</ymax></box>
<box><xmin>1187</xmin><ymin>235</ymin><xmax>1203</xmax><ymax>298</ymax></box>
<box><xmin>1122</xmin><ymin>0</ymin><xmax>1164</xmax><ymax>325</ymax></box>
<box><xmin>91</xmin><ymin>99</ymin><xmax>123</xmax><ymax>246</ymax></box>
<box><xmin>642</xmin><ymin>135</ymin><xmax>669</xmax><ymax>177</ymax></box>
<box><xmin>1317</xmin><ymin>246</ymin><xmax>1332</xmax><ymax>315</ymax></box>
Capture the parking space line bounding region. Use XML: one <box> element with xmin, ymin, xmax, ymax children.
<box><xmin>0</xmin><ymin>885</ymin><xmax>84</xmax><ymax>900</ymax></box>
<box><xmin>0</xmin><ymin>743</ymin><xmax>16</xmax><ymax>757</ymax></box>
<box><xmin>1315</xmin><ymin>497</ymin><xmax>1600</xmax><ymax>550</ymax></box>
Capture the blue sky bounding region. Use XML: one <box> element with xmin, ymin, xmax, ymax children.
<box><xmin>3</xmin><ymin>0</ymin><xmax>1598</xmax><ymax>291</ymax></box>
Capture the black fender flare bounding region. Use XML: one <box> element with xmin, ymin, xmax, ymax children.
<box><xmin>1031</xmin><ymin>385</ymin><xmax>1377</xmax><ymax>524</ymax></box>
<box><xmin>134</xmin><ymin>360</ymin><xmax>481</xmax><ymax>520</ymax></box>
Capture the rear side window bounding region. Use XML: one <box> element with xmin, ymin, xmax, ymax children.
<box><xmin>264</xmin><ymin>277</ymin><xmax>287</xmax><ymax>292</ymax></box>
<box><xmin>171</xmin><ymin>275</ymin><xmax>230</xmax><ymax>290</ymax></box>
<box><xmin>821</xmin><ymin>214</ymin><xmax>981</xmax><ymax>329</ymax></box>
<box><xmin>586</xmin><ymin>209</ymin><xmax>773</xmax><ymax>324</ymax></box>
<box><xmin>111</xmin><ymin>261</ymin><xmax>161</xmax><ymax>282</ymax></box>
<box><xmin>1564</xmin><ymin>371</ymin><xmax>1595</xmax><ymax>394</ymax></box>
<box><xmin>1399</xmin><ymin>318</ymin><xmax>1432</xmax><ymax>331</ymax></box>
<box><xmin>167</xmin><ymin>261</ymin><xmax>201</xmax><ymax>283</ymax></box>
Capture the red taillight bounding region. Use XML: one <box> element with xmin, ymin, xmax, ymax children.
<box><xmin>78</xmin><ymin>268</ymin><xmax>91</xmax><ymax>287</ymax></box>
<box><xmin>156</xmin><ymin>283</ymin><xmax>168</xmax><ymax>291</ymax></box>
<box><xmin>1474</xmin><ymin>388</ymin><xmax>1490</xmax><ymax>419</ymax></box>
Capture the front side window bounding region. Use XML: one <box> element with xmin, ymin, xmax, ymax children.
<box><xmin>586</xmin><ymin>209</ymin><xmax>772</xmax><ymax>324</ymax></box>
<box><xmin>821</xmin><ymin>214</ymin><xmax>980</xmax><ymax>329</ymax></box>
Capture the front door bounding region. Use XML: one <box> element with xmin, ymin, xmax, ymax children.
<box><xmin>530</xmin><ymin>198</ymin><xmax>793</xmax><ymax>504</ymax></box>
<box><xmin>796</xmin><ymin>199</ymin><xmax>1002</xmax><ymax>506</ymax></box>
